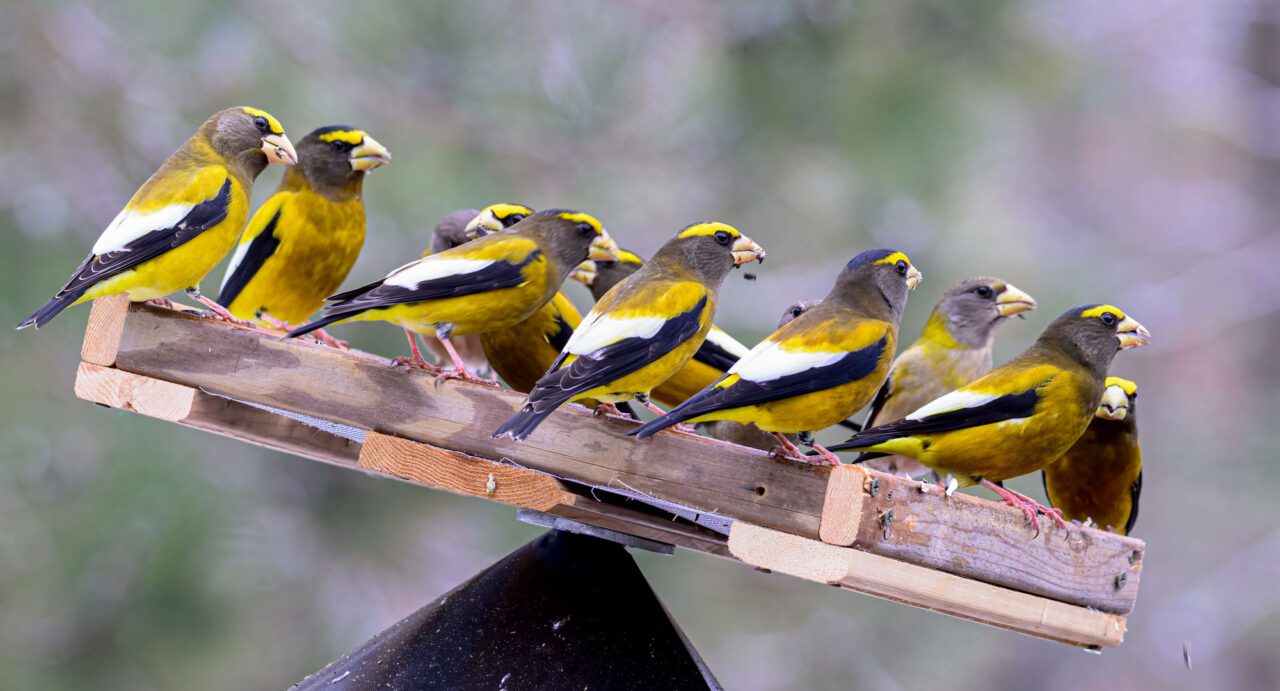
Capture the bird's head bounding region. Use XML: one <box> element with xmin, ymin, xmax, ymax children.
<box><xmin>582</xmin><ymin>249</ymin><xmax>645</xmax><ymax>300</ymax></box>
<box><xmin>525</xmin><ymin>209</ymin><xmax>620</xmax><ymax>282</ymax></box>
<box><xmin>652</xmin><ymin>222</ymin><xmax>765</xmax><ymax>288</ymax></box>
<box><xmin>208</xmin><ymin>107</ymin><xmax>297</xmax><ymax>174</ymax></box>
<box><xmin>1040</xmin><ymin>304</ymin><xmax>1151</xmax><ymax>375</ymax></box>
<box><xmin>778</xmin><ymin>299</ymin><xmax>820</xmax><ymax>328</ymax></box>
<box><xmin>464</xmin><ymin>203</ymin><xmax>536</xmax><ymax>239</ymax></box>
<box><xmin>294</xmin><ymin>126</ymin><xmax>391</xmax><ymax>189</ymax></box>
<box><xmin>934</xmin><ymin>277</ymin><xmax>1036</xmax><ymax>347</ymax></box>
<box><xmin>829</xmin><ymin>249</ymin><xmax>922</xmax><ymax>319</ymax></box>
<box><xmin>1096</xmin><ymin>376</ymin><xmax>1137</xmax><ymax>422</ymax></box>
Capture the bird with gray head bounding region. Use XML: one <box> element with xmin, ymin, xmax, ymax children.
<box><xmin>858</xmin><ymin>277</ymin><xmax>1037</xmax><ymax>476</ymax></box>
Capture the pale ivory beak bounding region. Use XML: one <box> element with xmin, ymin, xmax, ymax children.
<box><xmin>261</xmin><ymin>133</ymin><xmax>298</xmax><ymax>165</ymax></box>
<box><xmin>905</xmin><ymin>265</ymin><xmax>923</xmax><ymax>290</ymax></box>
<box><xmin>571</xmin><ymin>260</ymin><xmax>598</xmax><ymax>286</ymax></box>
<box><xmin>731</xmin><ymin>235</ymin><xmax>766</xmax><ymax>266</ymax></box>
<box><xmin>589</xmin><ymin>230</ymin><xmax>621</xmax><ymax>262</ymax></box>
<box><xmin>465</xmin><ymin>208</ymin><xmax>505</xmax><ymax>239</ymax></box>
<box><xmin>350</xmin><ymin>134</ymin><xmax>391</xmax><ymax>172</ymax></box>
<box><xmin>1095</xmin><ymin>385</ymin><xmax>1130</xmax><ymax>421</ymax></box>
<box><xmin>995</xmin><ymin>283</ymin><xmax>1037</xmax><ymax>317</ymax></box>
<box><xmin>1116</xmin><ymin>315</ymin><xmax>1152</xmax><ymax>349</ymax></box>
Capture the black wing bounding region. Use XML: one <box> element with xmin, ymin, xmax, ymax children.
<box><xmin>862</xmin><ymin>375</ymin><xmax>893</xmax><ymax>428</ymax></box>
<box><xmin>547</xmin><ymin>312</ymin><xmax>575</xmax><ymax>353</ymax></box>
<box><xmin>18</xmin><ymin>178</ymin><xmax>233</xmax><ymax>329</ymax></box>
<box><xmin>690</xmin><ymin>335</ymin><xmax>740</xmax><ymax>372</ymax></box>
<box><xmin>633</xmin><ymin>336</ymin><xmax>888</xmax><ymax>439</ymax></box>
<box><xmin>217</xmin><ymin>209</ymin><xmax>282</xmax><ymax>308</ymax></box>
<box><xmin>828</xmin><ymin>385</ymin><xmax>1042</xmax><ymax>452</ymax></box>
<box><xmin>290</xmin><ymin>251</ymin><xmax>542</xmax><ymax>339</ymax></box>
<box><xmin>1124</xmin><ymin>469</ymin><xmax>1142</xmax><ymax>535</ymax></box>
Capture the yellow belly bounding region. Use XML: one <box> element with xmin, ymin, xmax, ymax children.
<box><xmin>349</xmin><ymin>281</ymin><xmax>553</xmax><ymax>336</ymax></box>
<box><xmin>690</xmin><ymin>375</ymin><xmax>883</xmax><ymax>434</ymax></box>
<box><xmin>569</xmin><ymin>329</ymin><xmax>707</xmax><ymax>404</ymax></box>
<box><xmin>913</xmin><ymin>409</ymin><xmax>1093</xmax><ymax>486</ymax></box>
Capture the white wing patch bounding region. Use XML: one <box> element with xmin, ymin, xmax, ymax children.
<box><xmin>383</xmin><ymin>257</ymin><xmax>495</xmax><ymax>289</ymax></box>
<box><xmin>729</xmin><ymin>339</ymin><xmax>846</xmax><ymax>383</ymax></box>
<box><xmin>565</xmin><ymin>312</ymin><xmax>667</xmax><ymax>356</ymax></box>
<box><xmin>906</xmin><ymin>390</ymin><xmax>999</xmax><ymax>421</ymax></box>
<box><xmin>92</xmin><ymin>204</ymin><xmax>194</xmax><ymax>256</ymax></box>
<box><xmin>705</xmin><ymin>326</ymin><xmax>751</xmax><ymax>359</ymax></box>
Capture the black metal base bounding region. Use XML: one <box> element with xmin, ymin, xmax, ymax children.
<box><xmin>294</xmin><ymin>529</ymin><xmax>719</xmax><ymax>690</ymax></box>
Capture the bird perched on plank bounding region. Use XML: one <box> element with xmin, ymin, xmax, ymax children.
<box><xmin>493</xmin><ymin>222</ymin><xmax>766</xmax><ymax>441</ymax></box>
<box><xmin>412</xmin><ymin>204</ymin><xmax>536</xmax><ymax>374</ymax></box>
<box><xmin>18</xmin><ymin>107</ymin><xmax>297</xmax><ymax>329</ymax></box>
<box><xmin>286</xmin><ymin>209</ymin><xmax>618</xmax><ymax>382</ymax></box>
<box><xmin>217</xmin><ymin>125</ymin><xmax>391</xmax><ymax>346</ymax></box>
<box><xmin>1042</xmin><ymin>376</ymin><xmax>1143</xmax><ymax>535</ymax></box>
<box><xmin>857</xmin><ymin>277</ymin><xmax>1037</xmax><ymax>476</ymax></box>
<box><xmin>829</xmin><ymin>305</ymin><xmax>1151</xmax><ymax>531</ymax></box>
<box><xmin>583</xmin><ymin>249</ymin><xmax>753</xmax><ymax>407</ymax></box>
<box><xmin>632</xmin><ymin>250</ymin><xmax>923</xmax><ymax>465</ymax></box>
<box><xmin>699</xmin><ymin>299</ymin><xmax>822</xmax><ymax>451</ymax></box>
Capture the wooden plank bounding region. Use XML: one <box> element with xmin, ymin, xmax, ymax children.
<box><xmin>81</xmin><ymin>294</ymin><xmax>132</xmax><ymax>367</ymax></box>
<box><xmin>728</xmin><ymin>522</ymin><xmax>1127</xmax><ymax>649</ymax></box>
<box><xmin>819</xmin><ymin>465</ymin><xmax>1142</xmax><ymax>614</ymax></box>
<box><xmin>359</xmin><ymin>432</ymin><xmax>578</xmax><ymax>512</ymax></box>
<box><xmin>75</xmin><ymin>362</ymin><xmax>361</xmax><ymax>469</ymax></box>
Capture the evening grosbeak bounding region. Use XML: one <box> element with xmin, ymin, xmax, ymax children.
<box><xmin>287</xmin><ymin>209</ymin><xmax>619</xmax><ymax>382</ymax></box>
<box><xmin>632</xmin><ymin>249</ymin><xmax>922</xmax><ymax>466</ymax></box>
<box><xmin>584</xmin><ymin>249</ymin><xmax>753</xmax><ymax>407</ymax></box>
<box><xmin>830</xmin><ymin>304</ymin><xmax>1151</xmax><ymax>531</ymax></box>
<box><xmin>217</xmin><ymin>125</ymin><xmax>391</xmax><ymax>346</ymax></box>
<box><xmin>493</xmin><ymin>222</ymin><xmax>765</xmax><ymax>441</ymax></box>
<box><xmin>18</xmin><ymin>107</ymin><xmax>296</xmax><ymax>329</ymax></box>
<box><xmin>858</xmin><ymin>277</ymin><xmax>1037</xmax><ymax>475</ymax></box>
<box><xmin>1042</xmin><ymin>376</ymin><xmax>1143</xmax><ymax>535</ymax></box>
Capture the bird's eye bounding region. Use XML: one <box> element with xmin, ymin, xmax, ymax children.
<box><xmin>1100</xmin><ymin>312</ymin><xmax>1117</xmax><ymax>326</ymax></box>
<box><xmin>896</xmin><ymin>260</ymin><xmax>908</xmax><ymax>275</ymax></box>
<box><xmin>506</xmin><ymin>214</ymin><xmax>526</xmax><ymax>226</ymax></box>
<box><xmin>597</xmin><ymin>260</ymin><xmax>615</xmax><ymax>269</ymax></box>
<box><xmin>714</xmin><ymin>230</ymin><xmax>732</xmax><ymax>246</ymax></box>
<box><xmin>791</xmin><ymin>306</ymin><xmax>804</xmax><ymax>317</ymax></box>
<box><xmin>975</xmin><ymin>285</ymin><xmax>993</xmax><ymax>298</ymax></box>
<box><xmin>331</xmin><ymin>140</ymin><xmax>350</xmax><ymax>152</ymax></box>
<box><xmin>254</xmin><ymin>117</ymin><xmax>270</xmax><ymax>133</ymax></box>
<box><xmin>577</xmin><ymin>222</ymin><xmax>594</xmax><ymax>237</ymax></box>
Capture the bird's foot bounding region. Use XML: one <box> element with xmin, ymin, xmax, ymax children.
<box><xmin>594</xmin><ymin>403</ymin><xmax>623</xmax><ymax>417</ymax></box>
<box><xmin>392</xmin><ymin>355</ymin><xmax>437</xmax><ymax>371</ymax></box>
<box><xmin>434</xmin><ymin>366</ymin><xmax>499</xmax><ymax>386</ymax></box>
<box><xmin>190</xmin><ymin>295</ymin><xmax>254</xmax><ymax>327</ymax></box>
<box><xmin>310</xmin><ymin>327</ymin><xmax>349</xmax><ymax>350</ymax></box>
<box><xmin>673</xmin><ymin>423</ymin><xmax>698</xmax><ymax>435</ymax></box>
<box><xmin>807</xmin><ymin>443</ymin><xmax>843</xmax><ymax>466</ymax></box>
<box><xmin>146</xmin><ymin>298</ymin><xmax>175</xmax><ymax>310</ymax></box>
<box><xmin>769</xmin><ymin>446</ymin><xmax>836</xmax><ymax>467</ymax></box>
<box><xmin>979</xmin><ymin>480</ymin><xmax>1068</xmax><ymax>533</ymax></box>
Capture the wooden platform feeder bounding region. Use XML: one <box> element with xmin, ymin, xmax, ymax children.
<box><xmin>73</xmin><ymin>295</ymin><xmax>1143</xmax><ymax>649</ymax></box>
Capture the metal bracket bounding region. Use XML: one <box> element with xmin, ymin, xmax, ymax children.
<box><xmin>517</xmin><ymin>509</ymin><xmax>676</xmax><ymax>555</ymax></box>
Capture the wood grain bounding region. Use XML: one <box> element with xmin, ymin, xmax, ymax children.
<box><xmin>819</xmin><ymin>465</ymin><xmax>1142</xmax><ymax>613</ymax></box>
<box><xmin>81</xmin><ymin>294</ymin><xmax>132</xmax><ymax>367</ymax></box>
<box><xmin>729</xmin><ymin>522</ymin><xmax>1127</xmax><ymax>649</ymax></box>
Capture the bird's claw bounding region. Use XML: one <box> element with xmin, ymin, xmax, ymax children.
<box><xmin>146</xmin><ymin>298</ymin><xmax>175</xmax><ymax>310</ymax></box>
<box><xmin>391</xmin><ymin>355</ymin><xmax>437</xmax><ymax>371</ymax></box>
<box><xmin>434</xmin><ymin>367</ymin><xmax>500</xmax><ymax>386</ymax></box>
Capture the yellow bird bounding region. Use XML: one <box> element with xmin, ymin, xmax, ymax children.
<box><xmin>632</xmin><ymin>249</ymin><xmax>922</xmax><ymax>465</ymax></box>
<box><xmin>830</xmin><ymin>304</ymin><xmax>1151</xmax><ymax>530</ymax></box>
<box><xmin>493</xmin><ymin>223</ymin><xmax>766</xmax><ymax>441</ymax></box>
<box><xmin>217</xmin><ymin>125</ymin><xmax>391</xmax><ymax>345</ymax></box>
<box><xmin>858</xmin><ymin>277</ymin><xmax>1037</xmax><ymax>476</ymax></box>
<box><xmin>583</xmin><ymin>249</ymin><xmax>753</xmax><ymax>407</ymax></box>
<box><xmin>288</xmin><ymin>209</ymin><xmax>618</xmax><ymax>381</ymax></box>
<box><xmin>18</xmin><ymin>107</ymin><xmax>296</xmax><ymax>329</ymax></box>
<box><xmin>1042</xmin><ymin>377</ymin><xmax>1142</xmax><ymax>535</ymax></box>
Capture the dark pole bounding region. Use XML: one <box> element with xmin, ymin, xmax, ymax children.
<box><xmin>293</xmin><ymin>525</ymin><xmax>720</xmax><ymax>690</ymax></box>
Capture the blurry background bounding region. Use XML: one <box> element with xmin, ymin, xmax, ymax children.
<box><xmin>2</xmin><ymin>0</ymin><xmax>1278</xmax><ymax>689</ymax></box>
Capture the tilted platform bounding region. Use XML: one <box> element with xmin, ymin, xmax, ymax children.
<box><xmin>72</xmin><ymin>295</ymin><xmax>1143</xmax><ymax>648</ymax></box>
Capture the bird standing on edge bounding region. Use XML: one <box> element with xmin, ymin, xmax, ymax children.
<box><xmin>493</xmin><ymin>222</ymin><xmax>766</xmax><ymax>441</ymax></box>
<box><xmin>286</xmin><ymin>209</ymin><xmax>619</xmax><ymax>382</ymax></box>
<box><xmin>217</xmin><ymin>125</ymin><xmax>391</xmax><ymax>347</ymax></box>
<box><xmin>18</xmin><ymin>107</ymin><xmax>297</xmax><ymax>330</ymax></box>
<box><xmin>858</xmin><ymin>277</ymin><xmax>1037</xmax><ymax>475</ymax></box>
<box><xmin>631</xmin><ymin>249</ymin><xmax>923</xmax><ymax>465</ymax></box>
<box><xmin>1042</xmin><ymin>376</ymin><xmax>1143</xmax><ymax>535</ymax></box>
<box><xmin>828</xmin><ymin>304</ymin><xmax>1151</xmax><ymax>531</ymax></box>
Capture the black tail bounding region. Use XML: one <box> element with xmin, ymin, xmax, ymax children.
<box><xmin>629</xmin><ymin>401</ymin><xmax>700</xmax><ymax>439</ymax></box>
<box><xmin>493</xmin><ymin>402</ymin><xmax>560</xmax><ymax>441</ymax></box>
<box><xmin>16</xmin><ymin>288</ymin><xmax>87</xmax><ymax>330</ymax></box>
<box><xmin>284</xmin><ymin>310</ymin><xmax>355</xmax><ymax>340</ymax></box>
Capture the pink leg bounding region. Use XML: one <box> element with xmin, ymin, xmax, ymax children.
<box><xmin>190</xmin><ymin>294</ymin><xmax>254</xmax><ymax>327</ymax></box>
<box><xmin>392</xmin><ymin>330</ymin><xmax>435</xmax><ymax>369</ymax></box>
<box><xmin>593</xmin><ymin>402</ymin><xmax>623</xmax><ymax>417</ymax></box>
<box><xmin>435</xmin><ymin>336</ymin><xmax>498</xmax><ymax>385</ymax></box>
<box><xmin>979</xmin><ymin>479</ymin><xmax>1068</xmax><ymax>533</ymax></box>
<box><xmin>808</xmin><ymin>443</ymin><xmax>842</xmax><ymax>467</ymax></box>
<box><xmin>999</xmin><ymin>482</ymin><xmax>1069</xmax><ymax>530</ymax></box>
<box><xmin>258</xmin><ymin>311</ymin><xmax>349</xmax><ymax>349</ymax></box>
<box><xmin>146</xmin><ymin>298</ymin><xmax>175</xmax><ymax>309</ymax></box>
<box><xmin>639</xmin><ymin>399</ymin><xmax>696</xmax><ymax>434</ymax></box>
<box><xmin>770</xmin><ymin>433</ymin><xmax>833</xmax><ymax>466</ymax></box>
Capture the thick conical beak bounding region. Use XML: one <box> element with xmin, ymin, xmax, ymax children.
<box><xmin>731</xmin><ymin>235</ymin><xmax>766</xmax><ymax>266</ymax></box>
<box><xmin>905</xmin><ymin>265</ymin><xmax>923</xmax><ymax>290</ymax></box>
<box><xmin>1116</xmin><ymin>315</ymin><xmax>1151</xmax><ymax>349</ymax></box>
<box><xmin>464</xmin><ymin>208</ymin><xmax>505</xmax><ymax>239</ymax></box>
<box><xmin>995</xmin><ymin>283</ymin><xmax>1037</xmax><ymax>317</ymax></box>
<box><xmin>261</xmin><ymin>133</ymin><xmax>297</xmax><ymax>165</ymax></box>
<box><xmin>589</xmin><ymin>230</ymin><xmax>621</xmax><ymax>262</ymax></box>
<box><xmin>1095</xmin><ymin>385</ymin><xmax>1130</xmax><ymax>421</ymax></box>
<box><xmin>571</xmin><ymin>260</ymin><xmax>598</xmax><ymax>286</ymax></box>
<box><xmin>350</xmin><ymin>134</ymin><xmax>391</xmax><ymax>172</ymax></box>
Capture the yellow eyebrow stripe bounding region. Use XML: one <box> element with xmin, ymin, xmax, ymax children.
<box><xmin>556</xmin><ymin>211</ymin><xmax>604</xmax><ymax>233</ymax></box>
<box><xmin>481</xmin><ymin>202</ymin><xmax>535</xmax><ymax>221</ymax></box>
<box><xmin>1081</xmin><ymin>304</ymin><xmax>1126</xmax><ymax>320</ymax></box>
<box><xmin>317</xmin><ymin>130</ymin><xmax>367</xmax><ymax>145</ymax></box>
<box><xmin>241</xmin><ymin>107</ymin><xmax>284</xmax><ymax>134</ymax></box>
<box><xmin>677</xmin><ymin>222</ymin><xmax>740</xmax><ymax>239</ymax></box>
<box><xmin>875</xmin><ymin>251</ymin><xmax>911</xmax><ymax>267</ymax></box>
<box><xmin>1105</xmin><ymin>376</ymin><xmax>1137</xmax><ymax>396</ymax></box>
